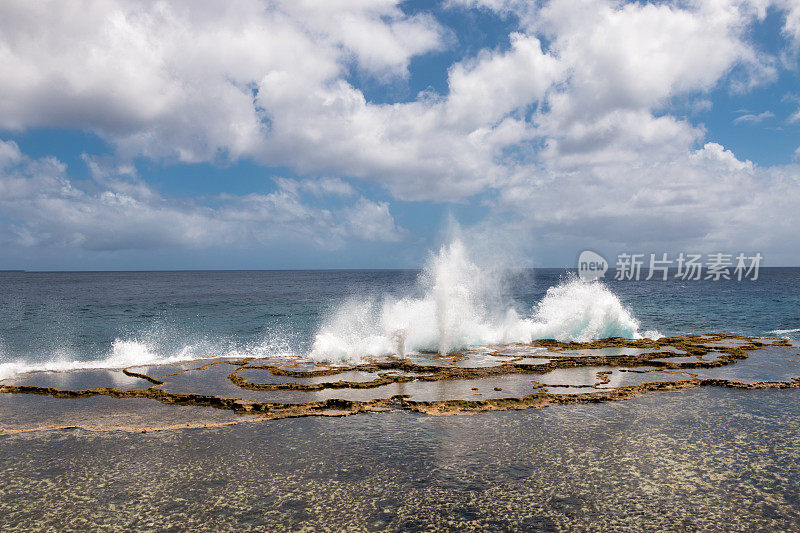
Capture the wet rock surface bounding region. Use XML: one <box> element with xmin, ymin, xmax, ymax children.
<box><xmin>0</xmin><ymin>334</ymin><xmax>798</xmax><ymax>432</ymax></box>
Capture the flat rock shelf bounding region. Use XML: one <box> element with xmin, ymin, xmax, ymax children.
<box><xmin>1</xmin><ymin>334</ymin><xmax>799</xmax><ymax>433</ymax></box>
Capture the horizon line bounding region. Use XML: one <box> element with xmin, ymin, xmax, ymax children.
<box><xmin>3</xmin><ymin>266</ymin><xmax>800</xmax><ymax>274</ymax></box>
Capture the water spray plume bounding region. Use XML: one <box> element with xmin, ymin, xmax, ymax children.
<box><xmin>310</xmin><ymin>239</ymin><xmax>658</xmax><ymax>363</ymax></box>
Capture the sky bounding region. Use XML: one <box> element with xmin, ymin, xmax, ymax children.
<box><xmin>0</xmin><ymin>0</ymin><xmax>799</xmax><ymax>270</ymax></box>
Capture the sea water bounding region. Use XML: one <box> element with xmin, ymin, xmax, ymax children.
<box><xmin>0</xmin><ymin>240</ymin><xmax>798</xmax><ymax>379</ymax></box>
<box><xmin>2</xmin><ymin>241</ymin><xmax>800</xmax><ymax>530</ymax></box>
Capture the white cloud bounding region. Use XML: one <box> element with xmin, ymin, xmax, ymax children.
<box><xmin>433</xmin><ymin>0</ymin><xmax>800</xmax><ymax>261</ymax></box>
<box><xmin>779</xmin><ymin>0</ymin><xmax>800</xmax><ymax>49</ymax></box>
<box><xmin>531</xmin><ymin>0</ymin><xmax>777</xmax><ymax>169</ymax></box>
<box><xmin>0</xmin><ymin>140</ymin><xmax>403</xmax><ymax>251</ymax></box>
<box><xmin>272</xmin><ymin>177</ymin><xmax>357</xmax><ymax>198</ymax></box>
<box><xmin>733</xmin><ymin>111</ymin><xmax>775</xmax><ymax>124</ymax></box>
<box><xmin>445</xmin><ymin>33</ymin><xmax>564</xmax><ymax>127</ymax></box>
<box><xmin>0</xmin><ymin>0</ymin><xmax>775</xmax><ymax>199</ymax></box>
<box><xmin>344</xmin><ymin>198</ymin><xmax>405</xmax><ymax>242</ymax></box>
<box><xmin>0</xmin><ymin>0</ymin><xmax>445</xmax><ymax>163</ymax></box>
<box><xmin>691</xmin><ymin>142</ymin><xmax>754</xmax><ymax>172</ymax></box>
<box><xmin>492</xmin><ymin>141</ymin><xmax>800</xmax><ymax>260</ymax></box>
<box><xmin>540</xmin><ymin>0</ymin><xmax>770</xmax><ymax>108</ymax></box>
<box><xmin>0</xmin><ymin>0</ymin><xmax>798</xmax><ymax>261</ymax></box>
<box><xmin>0</xmin><ymin>139</ymin><xmax>23</xmax><ymax>168</ymax></box>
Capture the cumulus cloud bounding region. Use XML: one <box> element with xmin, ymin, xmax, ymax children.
<box><xmin>0</xmin><ymin>140</ymin><xmax>404</xmax><ymax>252</ymax></box>
<box><xmin>0</xmin><ymin>0</ymin><xmax>799</xmax><ymax>261</ymax></box>
<box><xmin>434</xmin><ymin>0</ymin><xmax>800</xmax><ymax>262</ymax></box>
<box><xmin>0</xmin><ymin>0</ymin><xmax>445</xmax><ymax>162</ymax></box>
<box><xmin>0</xmin><ymin>0</ymin><xmax>774</xmax><ymax>196</ymax></box>
<box><xmin>491</xmin><ymin>140</ymin><xmax>800</xmax><ymax>265</ymax></box>
<box><xmin>444</xmin><ymin>32</ymin><xmax>563</xmax><ymax>128</ymax></box>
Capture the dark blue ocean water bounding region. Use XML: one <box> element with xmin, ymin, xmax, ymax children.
<box><xmin>0</xmin><ymin>268</ymin><xmax>798</xmax><ymax>367</ymax></box>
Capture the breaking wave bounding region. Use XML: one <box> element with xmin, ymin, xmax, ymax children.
<box><xmin>310</xmin><ymin>239</ymin><xmax>659</xmax><ymax>363</ymax></box>
<box><xmin>0</xmin><ymin>335</ymin><xmax>297</xmax><ymax>381</ymax></box>
<box><xmin>767</xmin><ymin>328</ymin><xmax>800</xmax><ymax>341</ymax></box>
<box><xmin>0</xmin><ymin>339</ymin><xmax>207</xmax><ymax>381</ymax></box>
<box><xmin>768</xmin><ymin>328</ymin><xmax>800</xmax><ymax>335</ymax></box>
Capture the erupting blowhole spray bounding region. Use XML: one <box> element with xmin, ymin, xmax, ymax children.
<box><xmin>309</xmin><ymin>239</ymin><xmax>658</xmax><ymax>363</ymax></box>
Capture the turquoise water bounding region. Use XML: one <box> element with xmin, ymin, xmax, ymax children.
<box><xmin>0</xmin><ymin>268</ymin><xmax>798</xmax><ymax>370</ymax></box>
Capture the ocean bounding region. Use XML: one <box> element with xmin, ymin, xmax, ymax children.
<box><xmin>2</xmin><ymin>242</ymin><xmax>800</xmax><ymax>530</ymax></box>
<box><xmin>0</xmin><ymin>249</ymin><xmax>798</xmax><ymax>377</ymax></box>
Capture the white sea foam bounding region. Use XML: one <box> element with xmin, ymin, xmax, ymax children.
<box><xmin>767</xmin><ymin>328</ymin><xmax>800</xmax><ymax>340</ymax></box>
<box><xmin>310</xmin><ymin>239</ymin><xmax>659</xmax><ymax>363</ymax></box>
<box><xmin>768</xmin><ymin>328</ymin><xmax>800</xmax><ymax>335</ymax></box>
<box><xmin>0</xmin><ymin>334</ymin><xmax>299</xmax><ymax>381</ymax></box>
<box><xmin>0</xmin><ymin>339</ymin><xmax>200</xmax><ymax>381</ymax></box>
